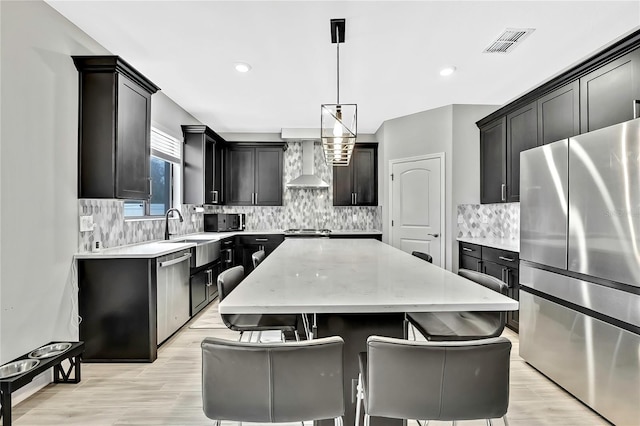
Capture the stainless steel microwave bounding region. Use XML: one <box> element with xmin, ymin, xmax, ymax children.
<box><xmin>204</xmin><ymin>213</ymin><xmax>245</xmax><ymax>232</ymax></box>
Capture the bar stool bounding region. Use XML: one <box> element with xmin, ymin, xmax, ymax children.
<box><xmin>406</xmin><ymin>269</ymin><xmax>508</xmax><ymax>341</ymax></box>
<box><xmin>202</xmin><ymin>336</ymin><xmax>345</xmax><ymax>425</ymax></box>
<box><xmin>252</xmin><ymin>249</ymin><xmax>266</xmax><ymax>269</ymax></box>
<box><xmin>217</xmin><ymin>265</ymin><xmax>300</xmax><ymax>341</ymax></box>
<box><xmin>356</xmin><ymin>335</ymin><xmax>511</xmax><ymax>426</ymax></box>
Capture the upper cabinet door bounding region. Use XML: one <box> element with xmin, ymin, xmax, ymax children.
<box><xmin>480</xmin><ymin>118</ymin><xmax>507</xmax><ymax>204</ymax></box>
<box><xmin>506</xmin><ymin>102</ymin><xmax>538</xmax><ymax>202</ymax></box>
<box><xmin>333</xmin><ymin>164</ymin><xmax>353</xmax><ymax>206</ymax></box>
<box><xmin>580</xmin><ymin>49</ymin><xmax>640</xmax><ymax>133</ymax></box>
<box><xmin>226</xmin><ymin>147</ymin><xmax>255</xmax><ymax>205</ymax></box>
<box><xmin>537</xmin><ymin>81</ymin><xmax>580</xmax><ymax>145</ymax></box>
<box><xmin>352</xmin><ymin>146</ymin><xmax>378</xmax><ymax>206</ymax></box>
<box><xmin>182</xmin><ymin>125</ymin><xmax>225</xmax><ymax>205</ymax></box>
<box><xmin>254</xmin><ymin>147</ymin><xmax>283</xmax><ymax>206</ymax></box>
<box><xmin>115</xmin><ymin>75</ymin><xmax>151</xmax><ymax>199</ymax></box>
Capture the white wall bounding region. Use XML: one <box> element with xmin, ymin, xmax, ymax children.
<box><xmin>376</xmin><ymin>104</ymin><xmax>498</xmax><ymax>271</ymax></box>
<box><xmin>151</xmin><ymin>92</ymin><xmax>201</xmax><ymax>142</ymax></box>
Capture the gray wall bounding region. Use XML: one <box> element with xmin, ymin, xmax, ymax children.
<box><xmin>0</xmin><ymin>1</ymin><xmax>201</xmax><ymax>402</ymax></box>
<box><xmin>376</xmin><ymin>104</ymin><xmax>498</xmax><ymax>271</ymax></box>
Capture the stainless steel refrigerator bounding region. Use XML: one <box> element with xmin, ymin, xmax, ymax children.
<box><xmin>520</xmin><ymin>118</ymin><xmax>640</xmax><ymax>425</ymax></box>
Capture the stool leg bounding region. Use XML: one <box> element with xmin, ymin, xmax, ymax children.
<box><xmin>503</xmin><ymin>415</ymin><xmax>510</xmax><ymax>426</ymax></box>
<box><xmin>364</xmin><ymin>414</ymin><xmax>370</xmax><ymax>426</ymax></box>
<box><xmin>355</xmin><ymin>374</ymin><xmax>363</xmax><ymax>426</ymax></box>
<box><xmin>487</xmin><ymin>420</ymin><xmax>493</xmax><ymax>426</ymax></box>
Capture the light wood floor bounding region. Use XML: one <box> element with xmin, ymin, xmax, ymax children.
<box><xmin>11</xmin><ymin>302</ymin><xmax>610</xmax><ymax>426</ymax></box>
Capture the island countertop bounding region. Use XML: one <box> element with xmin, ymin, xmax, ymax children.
<box><xmin>219</xmin><ymin>239</ymin><xmax>518</xmax><ymax>315</ymax></box>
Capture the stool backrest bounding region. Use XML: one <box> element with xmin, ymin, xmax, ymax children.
<box><xmin>216</xmin><ymin>265</ymin><xmax>244</xmax><ymax>301</ymax></box>
<box><xmin>202</xmin><ymin>336</ymin><xmax>345</xmax><ymax>423</ymax></box>
<box><xmin>411</xmin><ymin>251</ymin><xmax>433</xmax><ymax>263</ymax></box>
<box><xmin>365</xmin><ymin>336</ymin><xmax>511</xmax><ymax>421</ymax></box>
<box><xmin>252</xmin><ymin>250</ymin><xmax>266</xmax><ymax>269</ymax></box>
<box><xmin>458</xmin><ymin>268</ymin><xmax>508</xmax><ymax>295</ymax></box>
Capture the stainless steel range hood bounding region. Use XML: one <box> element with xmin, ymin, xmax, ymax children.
<box><xmin>286</xmin><ymin>140</ymin><xmax>329</xmax><ymax>188</ymax></box>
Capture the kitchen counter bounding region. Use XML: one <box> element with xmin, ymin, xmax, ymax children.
<box><xmin>219</xmin><ymin>238</ymin><xmax>518</xmax><ymax>315</ymax></box>
<box><xmin>457</xmin><ymin>236</ymin><xmax>519</xmax><ymax>252</ymax></box>
<box><xmin>75</xmin><ymin>229</ymin><xmax>383</xmax><ymax>259</ymax></box>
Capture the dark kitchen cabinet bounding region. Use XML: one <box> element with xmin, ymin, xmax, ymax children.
<box><xmin>479</xmin><ymin>118</ymin><xmax>506</xmax><ymax>204</ymax></box>
<box><xmin>506</xmin><ymin>102</ymin><xmax>538</xmax><ymax>202</ymax></box>
<box><xmin>182</xmin><ymin>125</ymin><xmax>226</xmax><ymax>205</ymax></box>
<box><xmin>537</xmin><ymin>81</ymin><xmax>580</xmax><ymax>145</ymax></box>
<box><xmin>226</xmin><ymin>144</ymin><xmax>284</xmax><ymax>206</ymax></box>
<box><xmin>333</xmin><ymin>143</ymin><xmax>378</xmax><ymax>206</ymax></box>
<box><xmin>580</xmin><ymin>48</ymin><xmax>640</xmax><ymax>133</ymax></box>
<box><xmin>458</xmin><ymin>242</ymin><xmax>520</xmax><ymax>332</ymax></box>
<box><xmin>191</xmin><ymin>263</ymin><xmax>219</xmax><ymax>316</ymax></box>
<box><xmin>236</xmin><ymin>234</ymin><xmax>285</xmax><ymax>275</ymax></box>
<box><xmin>219</xmin><ymin>237</ymin><xmax>237</xmax><ymax>272</ymax></box>
<box><xmin>73</xmin><ymin>56</ymin><xmax>160</xmax><ymax>199</ymax></box>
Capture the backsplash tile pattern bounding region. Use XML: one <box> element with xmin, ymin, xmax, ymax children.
<box><xmin>78</xmin><ymin>200</ymin><xmax>202</xmax><ymax>252</ymax></box>
<box><xmin>205</xmin><ymin>142</ymin><xmax>381</xmax><ymax>230</ymax></box>
<box><xmin>457</xmin><ymin>203</ymin><xmax>520</xmax><ymax>239</ymax></box>
<box><xmin>78</xmin><ymin>142</ymin><xmax>380</xmax><ymax>251</ymax></box>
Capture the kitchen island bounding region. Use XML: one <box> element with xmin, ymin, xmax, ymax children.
<box><xmin>219</xmin><ymin>239</ymin><xmax>518</xmax><ymax>426</ymax></box>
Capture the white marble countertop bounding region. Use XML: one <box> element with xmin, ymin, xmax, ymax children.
<box><xmin>75</xmin><ymin>229</ymin><xmax>383</xmax><ymax>259</ymax></box>
<box><xmin>219</xmin><ymin>239</ymin><xmax>518</xmax><ymax>315</ymax></box>
<box><xmin>457</xmin><ymin>237</ymin><xmax>520</xmax><ymax>253</ymax></box>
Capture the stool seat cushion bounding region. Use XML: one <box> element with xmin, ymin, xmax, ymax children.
<box><xmin>407</xmin><ymin>311</ymin><xmax>503</xmax><ymax>341</ymax></box>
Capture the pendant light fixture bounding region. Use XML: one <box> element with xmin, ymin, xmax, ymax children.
<box><xmin>321</xmin><ymin>18</ymin><xmax>357</xmax><ymax>166</ymax></box>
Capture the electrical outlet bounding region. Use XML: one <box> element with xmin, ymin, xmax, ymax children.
<box><xmin>80</xmin><ymin>215</ymin><xmax>94</xmax><ymax>232</ymax></box>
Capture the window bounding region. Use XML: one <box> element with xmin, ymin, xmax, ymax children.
<box><xmin>124</xmin><ymin>128</ymin><xmax>181</xmax><ymax>217</ymax></box>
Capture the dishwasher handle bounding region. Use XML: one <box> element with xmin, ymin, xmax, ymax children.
<box><xmin>158</xmin><ymin>253</ymin><xmax>192</xmax><ymax>268</ymax></box>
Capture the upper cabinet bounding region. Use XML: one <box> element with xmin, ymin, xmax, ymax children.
<box><xmin>73</xmin><ymin>56</ymin><xmax>160</xmax><ymax>199</ymax></box>
<box><xmin>580</xmin><ymin>49</ymin><xmax>640</xmax><ymax>133</ymax></box>
<box><xmin>225</xmin><ymin>143</ymin><xmax>285</xmax><ymax>206</ymax></box>
<box><xmin>479</xmin><ymin>118</ymin><xmax>506</xmax><ymax>204</ymax></box>
<box><xmin>477</xmin><ymin>30</ymin><xmax>640</xmax><ymax>204</ymax></box>
<box><xmin>182</xmin><ymin>125</ymin><xmax>225</xmax><ymax>205</ymax></box>
<box><xmin>333</xmin><ymin>143</ymin><xmax>378</xmax><ymax>206</ymax></box>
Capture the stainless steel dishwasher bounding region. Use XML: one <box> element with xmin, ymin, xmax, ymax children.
<box><xmin>156</xmin><ymin>249</ymin><xmax>191</xmax><ymax>344</ymax></box>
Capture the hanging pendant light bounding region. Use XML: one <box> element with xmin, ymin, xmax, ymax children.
<box><xmin>321</xmin><ymin>18</ymin><xmax>357</xmax><ymax>166</ymax></box>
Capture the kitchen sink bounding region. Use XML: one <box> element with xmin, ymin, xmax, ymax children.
<box><xmin>0</xmin><ymin>359</ymin><xmax>40</xmax><ymax>379</ymax></box>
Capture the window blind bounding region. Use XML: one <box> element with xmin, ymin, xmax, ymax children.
<box><xmin>150</xmin><ymin>128</ymin><xmax>181</xmax><ymax>164</ymax></box>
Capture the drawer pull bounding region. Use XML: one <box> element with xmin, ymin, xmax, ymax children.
<box><xmin>255</xmin><ymin>238</ymin><xmax>269</xmax><ymax>242</ymax></box>
<box><xmin>462</xmin><ymin>247</ymin><xmax>473</xmax><ymax>252</ymax></box>
<box><xmin>499</xmin><ymin>256</ymin><xmax>515</xmax><ymax>262</ymax></box>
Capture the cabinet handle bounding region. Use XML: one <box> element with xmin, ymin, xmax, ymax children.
<box><xmin>498</xmin><ymin>256</ymin><xmax>515</xmax><ymax>262</ymax></box>
<box><xmin>476</xmin><ymin>260</ymin><xmax>483</xmax><ymax>272</ymax></box>
<box><xmin>634</xmin><ymin>100</ymin><xmax>640</xmax><ymax>119</ymax></box>
<box><xmin>212</xmin><ymin>190</ymin><xmax>218</xmax><ymax>204</ymax></box>
<box><xmin>148</xmin><ymin>178</ymin><xmax>153</xmax><ymax>199</ymax></box>
<box><xmin>354</xmin><ymin>193</ymin><xmax>358</xmax><ymax>205</ymax></box>
<box><xmin>462</xmin><ymin>247</ymin><xmax>473</xmax><ymax>252</ymax></box>
<box><xmin>255</xmin><ymin>238</ymin><xmax>268</xmax><ymax>242</ymax></box>
<box><xmin>501</xmin><ymin>184</ymin><xmax>506</xmax><ymax>202</ymax></box>
<box><xmin>206</xmin><ymin>269</ymin><xmax>213</xmax><ymax>287</ymax></box>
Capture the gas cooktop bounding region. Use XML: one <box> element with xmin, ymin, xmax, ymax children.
<box><xmin>283</xmin><ymin>228</ymin><xmax>332</xmax><ymax>237</ymax></box>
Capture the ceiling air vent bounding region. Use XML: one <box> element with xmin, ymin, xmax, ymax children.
<box><xmin>483</xmin><ymin>28</ymin><xmax>535</xmax><ymax>54</ymax></box>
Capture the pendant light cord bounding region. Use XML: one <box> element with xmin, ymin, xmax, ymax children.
<box><xmin>336</xmin><ymin>25</ymin><xmax>340</xmax><ymax>104</ymax></box>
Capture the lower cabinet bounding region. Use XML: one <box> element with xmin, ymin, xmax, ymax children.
<box><xmin>236</xmin><ymin>234</ymin><xmax>285</xmax><ymax>275</ymax></box>
<box><xmin>458</xmin><ymin>242</ymin><xmax>520</xmax><ymax>332</ymax></box>
<box><xmin>190</xmin><ymin>262</ymin><xmax>220</xmax><ymax>317</ymax></box>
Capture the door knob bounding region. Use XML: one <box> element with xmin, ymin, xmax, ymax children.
<box><xmin>427</xmin><ymin>233</ymin><xmax>439</xmax><ymax>238</ymax></box>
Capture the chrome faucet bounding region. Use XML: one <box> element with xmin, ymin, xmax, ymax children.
<box><xmin>164</xmin><ymin>208</ymin><xmax>184</xmax><ymax>240</ymax></box>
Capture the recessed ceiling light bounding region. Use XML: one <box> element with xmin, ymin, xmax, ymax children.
<box><xmin>440</xmin><ymin>66</ymin><xmax>456</xmax><ymax>77</ymax></box>
<box><xmin>234</xmin><ymin>62</ymin><xmax>251</xmax><ymax>73</ymax></box>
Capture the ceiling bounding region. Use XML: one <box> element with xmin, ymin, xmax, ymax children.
<box><xmin>47</xmin><ymin>1</ymin><xmax>640</xmax><ymax>134</ymax></box>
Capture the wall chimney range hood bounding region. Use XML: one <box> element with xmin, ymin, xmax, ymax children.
<box><xmin>286</xmin><ymin>140</ymin><xmax>329</xmax><ymax>189</ymax></box>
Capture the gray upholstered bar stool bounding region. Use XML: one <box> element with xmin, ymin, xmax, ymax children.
<box><xmin>356</xmin><ymin>336</ymin><xmax>512</xmax><ymax>426</ymax></box>
<box><xmin>217</xmin><ymin>265</ymin><xmax>300</xmax><ymax>341</ymax></box>
<box><xmin>406</xmin><ymin>269</ymin><xmax>508</xmax><ymax>341</ymax></box>
<box><xmin>252</xmin><ymin>249</ymin><xmax>266</xmax><ymax>269</ymax></box>
<box><xmin>202</xmin><ymin>336</ymin><xmax>345</xmax><ymax>426</ymax></box>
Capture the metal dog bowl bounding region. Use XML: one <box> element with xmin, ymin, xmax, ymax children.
<box><xmin>28</xmin><ymin>342</ymin><xmax>72</xmax><ymax>359</ymax></box>
<box><xmin>0</xmin><ymin>359</ymin><xmax>40</xmax><ymax>379</ymax></box>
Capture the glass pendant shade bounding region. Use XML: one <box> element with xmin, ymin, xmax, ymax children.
<box><xmin>321</xmin><ymin>103</ymin><xmax>357</xmax><ymax>166</ymax></box>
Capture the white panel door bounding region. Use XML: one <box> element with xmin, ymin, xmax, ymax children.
<box><xmin>391</xmin><ymin>156</ymin><xmax>443</xmax><ymax>266</ymax></box>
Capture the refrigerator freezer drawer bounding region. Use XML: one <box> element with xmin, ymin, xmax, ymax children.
<box><xmin>520</xmin><ymin>139</ymin><xmax>568</xmax><ymax>269</ymax></box>
<box><xmin>568</xmin><ymin>118</ymin><xmax>640</xmax><ymax>287</ymax></box>
<box><xmin>520</xmin><ymin>291</ymin><xmax>640</xmax><ymax>426</ymax></box>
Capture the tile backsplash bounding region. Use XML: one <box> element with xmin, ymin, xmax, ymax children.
<box><xmin>457</xmin><ymin>203</ymin><xmax>520</xmax><ymax>240</ymax></box>
<box><xmin>205</xmin><ymin>142</ymin><xmax>381</xmax><ymax>230</ymax></box>
<box><xmin>78</xmin><ymin>141</ymin><xmax>381</xmax><ymax>252</ymax></box>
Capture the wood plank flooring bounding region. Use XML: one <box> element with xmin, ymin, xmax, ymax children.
<box><xmin>10</xmin><ymin>301</ymin><xmax>610</xmax><ymax>425</ymax></box>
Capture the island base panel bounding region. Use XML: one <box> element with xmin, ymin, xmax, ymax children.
<box><xmin>315</xmin><ymin>313</ymin><xmax>405</xmax><ymax>426</ymax></box>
